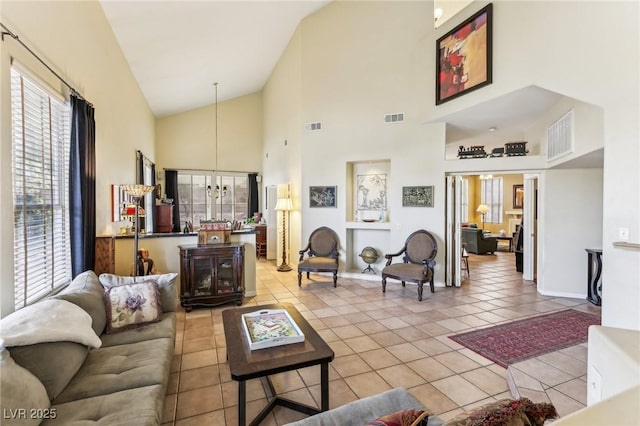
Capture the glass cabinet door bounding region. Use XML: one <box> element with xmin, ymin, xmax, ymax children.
<box><xmin>192</xmin><ymin>256</ymin><xmax>214</xmax><ymax>296</ymax></box>
<box><xmin>216</xmin><ymin>256</ymin><xmax>235</xmax><ymax>295</ymax></box>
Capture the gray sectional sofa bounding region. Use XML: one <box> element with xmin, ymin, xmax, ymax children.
<box><xmin>285</xmin><ymin>388</ymin><xmax>444</xmax><ymax>426</ymax></box>
<box><xmin>0</xmin><ymin>270</ymin><xmax>177</xmax><ymax>425</ymax></box>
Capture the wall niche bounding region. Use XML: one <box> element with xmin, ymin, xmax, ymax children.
<box><xmin>346</xmin><ymin>159</ymin><xmax>391</xmax><ymax>223</ymax></box>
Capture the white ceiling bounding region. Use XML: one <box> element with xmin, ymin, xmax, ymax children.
<box><xmin>100</xmin><ymin>0</ymin><xmax>330</xmax><ymax>118</ymax></box>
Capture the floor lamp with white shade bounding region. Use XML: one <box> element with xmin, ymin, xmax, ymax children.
<box><xmin>476</xmin><ymin>204</ymin><xmax>489</xmax><ymax>230</ymax></box>
<box><xmin>275</xmin><ymin>197</ymin><xmax>293</xmax><ymax>272</ymax></box>
<box><xmin>121</xmin><ymin>184</ymin><xmax>155</xmax><ymax>276</ymax></box>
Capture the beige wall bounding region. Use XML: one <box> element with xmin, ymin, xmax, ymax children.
<box><xmin>155</xmin><ymin>92</ymin><xmax>263</xmax><ymax>174</ymax></box>
<box><xmin>261</xmin><ymin>1</ymin><xmax>638</xmax><ymax>329</ymax></box>
<box><xmin>0</xmin><ymin>1</ymin><xmax>155</xmax><ymax>316</ymax></box>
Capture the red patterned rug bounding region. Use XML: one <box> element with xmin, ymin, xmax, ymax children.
<box><xmin>449</xmin><ymin>309</ymin><xmax>600</xmax><ymax>368</ymax></box>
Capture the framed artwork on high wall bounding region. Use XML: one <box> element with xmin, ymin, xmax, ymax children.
<box><xmin>309</xmin><ymin>186</ymin><xmax>337</xmax><ymax>208</ymax></box>
<box><xmin>436</xmin><ymin>3</ymin><xmax>493</xmax><ymax>104</ymax></box>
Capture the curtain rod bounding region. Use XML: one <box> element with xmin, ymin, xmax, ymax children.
<box><xmin>1</xmin><ymin>22</ymin><xmax>89</xmax><ymax>103</ymax></box>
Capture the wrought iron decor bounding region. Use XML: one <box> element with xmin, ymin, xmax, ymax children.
<box><xmin>402</xmin><ymin>186</ymin><xmax>434</xmax><ymax>207</ymax></box>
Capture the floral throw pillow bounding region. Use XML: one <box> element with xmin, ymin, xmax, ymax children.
<box><xmin>443</xmin><ymin>398</ymin><xmax>558</xmax><ymax>426</ymax></box>
<box><xmin>368</xmin><ymin>409</ymin><xmax>431</xmax><ymax>426</ymax></box>
<box><xmin>104</xmin><ymin>281</ymin><xmax>162</xmax><ymax>334</ymax></box>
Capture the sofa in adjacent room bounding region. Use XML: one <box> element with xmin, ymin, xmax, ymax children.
<box><xmin>0</xmin><ymin>270</ymin><xmax>178</xmax><ymax>425</ymax></box>
<box><xmin>461</xmin><ymin>228</ymin><xmax>498</xmax><ymax>255</ymax></box>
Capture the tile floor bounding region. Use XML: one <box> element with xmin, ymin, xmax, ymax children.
<box><xmin>163</xmin><ymin>251</ymin><xmax>601</xmax><ymax>425</ymax></box>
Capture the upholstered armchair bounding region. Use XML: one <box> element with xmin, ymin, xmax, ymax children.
<box><xmin>381</xmin><ymin>229</ymin><xmax>437</xmax><ymax>301</ymax></box>
<box><xmin>461</xmin><ymin>228</ymin><xmax>497</xmax><ymax>255</ymax></box>
<box><xmin>298</xmin><ymin>227</ymin><xmax>340</xmax><ymax>287</ymax></box>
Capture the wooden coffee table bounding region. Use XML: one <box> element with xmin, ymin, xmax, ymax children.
<box><xmin>222</xmin><ymin>302</ymin><xmax>334</xmax><ymax>426</ymax></box>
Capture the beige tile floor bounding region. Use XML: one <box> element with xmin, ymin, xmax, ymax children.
<box><xmin>163</xmin><ymin>251</ymin><xmax>601</xmax><ymax>425</ymax></box>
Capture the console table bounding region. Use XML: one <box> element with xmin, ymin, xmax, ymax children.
<box><xmin>585</xmin><ymin>248</ymin><xmax>602</xmax><ymax>306</ymax></box>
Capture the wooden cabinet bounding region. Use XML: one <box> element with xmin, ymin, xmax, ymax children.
<box><xmin>95</xmin><ymin>236</ymin><xmax>116</xmax><ymax>275</ymax></box>
<box><xmin>179</xmin><ymin>244</ymin><xmax>244</xmax><ymax>311</ymax></box>
<box><xmin>156</xmin><ymin>204</ymin><xmax>174</xmax><ymax>233</ymax></box>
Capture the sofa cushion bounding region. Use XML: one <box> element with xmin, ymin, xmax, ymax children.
<box><xmin>53</xmin><ymin>337</ymin><xmax>173</xmax><ymax>404</ymax></box>
<box><xmin>104</xmin><ymin>281</ymin><xmax>162</xmax><ymax>334</ymax></box>
<box><xmin>54</xmin><ymin>270</ymin><xmax>106</xmax><ymax>336</ymax></box>
<box><xmin>0</xmin><ymin>348</ymin><xmax>50</xmax><ymax>426</ymax></box>
<box><xmin>101</xmin><ymin>312</ymin><xmax>176</xmax><ymax>347</ymax></box>
<box><xmin>99</xmin><ymin>272</ymin><xmax>178</xmax><ymax>312</ymax></box>
<box><xmin>45</xmin><ymin>385</ymin><xmax>164</xmax><ymax>425</ymax></box>
<box><xmin>443</xmin><ymin>398</ymin><xmax>558</xmax><ymax>426</ymax></box>
<box><xmin>368</xmin><ymin>408</ymin><xmax>431</xmax><ymax>426</ymax></box>
<box><xmin>7</xmin><ymin>342</ymin><xmax>88</xmax><ymax>401</ymax></box>
<box><xmin>382</xmin><ymin>263</ymin><xmax>432</xmax><ymax>282</ymax></box>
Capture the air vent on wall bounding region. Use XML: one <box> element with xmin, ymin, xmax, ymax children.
<box><xmin>547</xmin><ymin>110</ymin><xmax>574</xmax><ymax>161</ymax></box>
<box><xmin>384</xmin><ymin>112</ymin><xmax>405</xmax><ymax>123</ymax></box>
<box><xmin>304</xmin><ymin>121</ymin><xmax>322</xmax><ymax>132</ymax></box>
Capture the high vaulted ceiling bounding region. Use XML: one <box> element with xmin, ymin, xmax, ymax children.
<box><xmin>100</xmin><ymin>0</ymin><xmax>330</xmax><ymax>118</ymax></box>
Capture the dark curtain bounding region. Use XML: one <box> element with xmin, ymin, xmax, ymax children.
<box><xmin>248</xmin><ymin>173</ymin><xmax>259</xmax><ymax>217</ymax></box>
<box><xmin>165</xmin><ymin>170</ymin><xmax>181</xmax><ymax>232</ymax></box>
<box><xmin>69</xmin><ymin>95</ymin><xmax>96</xmax><ymax>277</ymax></box>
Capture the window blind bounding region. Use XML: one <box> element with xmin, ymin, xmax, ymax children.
<box><xmin>11</xmin><ymin>67</ymin><xmax>71</xmax><ymax>310</ymax></box>
<box><xmin>481</xmin><ymin>177</ymin><xmax>504</xmax><ymax>224</ymax></box>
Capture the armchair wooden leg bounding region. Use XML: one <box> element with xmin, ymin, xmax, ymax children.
<box><xmin>382</xmin><ymin>278</ymin><xmax>387</xmax><ymax>293</ymax></box>
<box><xmin>298</xmin><ymin>272</ymin><xmax>302</xmax><ymax>287</ymax></box>
<box><xmin>306</xmin><ymin>272</ymin><xmax>310</xmax><ymax>279</ymax></box>
<box><xmin>430</xmin><ymin>277</ymin><xmax>435</xmax><ymax>293</ymax></box>
<box><xmin>333</xmin><ymin>272</ymin><xmax>337</xmax><ymax>288</ymax></box>
<box><xmin>401</xmin><ymin>281</ymin><xmax>406</xmax><ymax>287</ymax></box>
<box><xmin>417</xmin><ymin>283</ymin><xmax>423</xmax><ymax>301</ymax></box>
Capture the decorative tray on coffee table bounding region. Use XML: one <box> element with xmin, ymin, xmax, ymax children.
<box><xmin>241</xmin><ymin>309</ymin><xmax>305</xmax><ymax>351</ymax></box>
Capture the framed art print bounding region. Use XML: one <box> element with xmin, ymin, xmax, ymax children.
<box><xmin>402</xmin><ymin>186</ymin><xmax>434</xmax><ymax>207</ymax></box>
<box><xmin>309</xmin><ymin>186</ymin><xmax>337</xmax><ymax>208</ymax></box>
<box><xmin>436</xmin><ymin>3</ymin><xmax>492</xmax><ymax>105</ymax></box>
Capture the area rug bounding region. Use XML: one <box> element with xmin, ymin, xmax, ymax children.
<box><xmin>449</xmin><ymin>309</ymin><xmax>600</xmax><ymax>368</ymax></box>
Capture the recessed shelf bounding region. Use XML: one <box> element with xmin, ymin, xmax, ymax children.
<box><xmin>346</xmin><ymin>221</ymin><xmax>392</xmax><ymax>230</ymax></box>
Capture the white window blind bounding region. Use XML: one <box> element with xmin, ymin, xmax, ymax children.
<box><xmin>11</xmin><ymin>67</ymin><xmax>71</xmax><ymax>310</ymax></box>
<box><xmin>480</xmin><ymin>177</ymin><xmax>503</xmax><ymax>224</ymax></box>
<box><xmin>177</xmin><ymin>172</ymin><xmax>249</xmax><ymax>228</ymax></box>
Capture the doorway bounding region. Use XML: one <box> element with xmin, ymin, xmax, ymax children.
<box><xmin>445</xmin><ymin>172</ymin><xmax>538</xmax><ymax>286</ymax></box>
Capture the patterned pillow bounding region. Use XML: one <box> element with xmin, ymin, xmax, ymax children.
<box><xmin>443</xmin><ymin>398</ymin><xmax>558</xmax><ymax>426</ymax></box>
<box><xmin>104</xmin><ymin>281</ymin><xmax>162</xmax><ymax>334</ymax></box>
<box><xmin>368</xmin><ymin>409</ymin><xmax>431</xmax><ymax>426</ymax></box>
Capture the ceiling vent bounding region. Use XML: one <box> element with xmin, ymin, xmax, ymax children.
<box><xmin>304</xmin><ymin>122</ymin><xmax>322</xmax><ymax>132</ymax></box>
<box><xmin>547</xmin><ymin>110</ymin><xmax>574</xmax><ymax>161</ymax></box>
<box><xmin>384</xmin><ymin>112</ymin><xmax>405</xmax><ymax>123</ymax></box>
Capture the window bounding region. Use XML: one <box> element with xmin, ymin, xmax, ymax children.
<box><xmin>177</xmin><ymin>172</ymin><xmax>248</xmax><ymax>228</ymax></box>
<box><xmin>480</xmin><ymin>176</ymin><xmax>503</xmax><ymax>224</ymax></box>
<box><xmin>11</xmin><ymin>66</ymin><xmax>71</xmax><ymax>310</ymax></box>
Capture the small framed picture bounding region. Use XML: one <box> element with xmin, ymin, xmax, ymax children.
<box><xmin>402</xmin><ymin>186</ymin><xmax>434</xmax><ymax>207</ymax></box>
<box><xmin>513</xmin><ymin>184</ymin><xmax>524</xmax><ymax>209</ymax></box>
<box><xmin>309</xmin><ymin>186</ymin><xmax>337</xmax><ymax>208</ymax></box>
